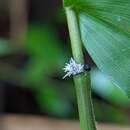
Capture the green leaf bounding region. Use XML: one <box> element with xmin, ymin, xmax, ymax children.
<box><xmin>91</xmin><ymin>67</ymin><xmax>130</xmax><ymax>106</ymax></box>
<box><xmin>24</xmin><ymin>24</ymin><xmax>65</xmax><ymax>86</ymax></box>
<box><xmin>80</xmin><ymin>14</ymin><xmax>130</xmax><ymax>97</ymax></box>
<box><xmin>0</xmin><ymin>38</ymin><xmax>14</xmax><ymax>55</ymax></box>
<box><xmin>64</xmin><ymin>0</ymin><xmax>130</xmax><ymax>34</ymax></box>
<box><xmin>36</xmin><ymin>85</ymin><xmax>72</xmax><ymax>117</ymax></box>
<box><xmin>64</xmin><ymin>0</ymin><xmax>130</xmax><ymax>97</ymax></box>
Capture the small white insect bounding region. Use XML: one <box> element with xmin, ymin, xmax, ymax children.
<box><xmin>63</xmin><ymin>58</ymin><xmax>84</xmax><ymax>79</ymax></box>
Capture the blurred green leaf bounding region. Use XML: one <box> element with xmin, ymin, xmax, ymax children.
<box><xmin>91</xmin><ymin>67</ymin><xmax>130</xmax><ymax>107</ymax></box>
<box><xmin>24</xmin><ymin>24</ymin><xmax>65</xmax><ymax>85</ymax></box>
<box><xmin>64</xmin><ymin>0</ymin><xmax>130</xmax><ymax>97</ymax></box>
<box><xmin>0</xmin><ymin>38</ymin><xmax>13</xmax><ymax>55</ymax></box>
<box><xmin>94</xmin><ymin>100</ymin><xmax>129</xmax><ymax>124</ymax></box>
<box><xmin>36</xmin><ymin>83</ymin><xmax>72</xmax><ymax>117</ymax></box>
<box><xmin>25</xmin><ymin>24</ymin><xmax>62</xmax><ymax>66</ymax></box>
<box><xmin>23</xmin><ymin>24</ymin><xmax>72</xmax><ymax>117</ymax></box>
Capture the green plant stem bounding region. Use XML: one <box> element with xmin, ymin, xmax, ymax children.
<box><xmin>65</xmin><ymin>7</ymin><xmax>96</xmax><ymax>130</ymax></box>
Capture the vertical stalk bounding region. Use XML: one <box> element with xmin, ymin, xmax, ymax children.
<box><xmin>65</xmin><ymin>7</ymin><xmax>96</xmax><ymax>130</ymax></box>
<box><xmin>9</xmin><ymin>0</ymin><xmax>27</xmax><ymax>47</ymax></box>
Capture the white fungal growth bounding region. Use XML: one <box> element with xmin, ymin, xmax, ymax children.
<box><xmin>63</xmin><ymin>58</ymin><xmax>84</xmax><ymax>79</ymax></box>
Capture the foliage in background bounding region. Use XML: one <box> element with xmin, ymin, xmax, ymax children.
<box><xmin>94</xmin><ymin>99</ymin><xmax>129</xmax><ymax>124</ymax></box>
<box><xmin>23</xmin><ymin>24</ymin><xmax>73</xmax><ymax>117</ymax></box>
<box><xmin>91</xmin><ymin>68</ymin><xmax>130</xmax><ymax>107</ymax></box>
<box><xmin>0</xmin><ymin>38</ymin><xmax>14</xmax><ymax>55</ymax></box>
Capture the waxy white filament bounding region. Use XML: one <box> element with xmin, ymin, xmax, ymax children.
<box><xmin>63</xmin><ymin>58</ymin><xmax>84</xmax><ymax>79</ymax></box>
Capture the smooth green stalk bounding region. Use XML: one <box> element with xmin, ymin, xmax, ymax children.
<box><xmin>65</xmin><ymin>7</ymin><xmax>96</xmax><ymax>130</ymax></box>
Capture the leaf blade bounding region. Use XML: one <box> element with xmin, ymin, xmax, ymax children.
<box><xmin>80</xmin><ymin>13</ymin><xmax>130</xmax><ymax>97</ymax></box>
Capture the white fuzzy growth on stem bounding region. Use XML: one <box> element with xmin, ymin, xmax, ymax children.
<box><xmin>63</xmin><ymin>58</ymin><xmax>84</xmax><ymax>79</ymax></box>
